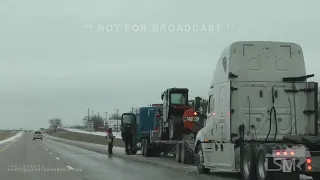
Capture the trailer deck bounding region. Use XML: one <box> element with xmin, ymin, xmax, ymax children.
<box><xmin>140</xmin><ymin>130</ymin><xmax>197</xmax><ymax>164</ymax></box>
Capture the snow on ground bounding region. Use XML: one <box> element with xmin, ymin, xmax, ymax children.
<box><xmin>0</xmin><ymin>131</ymin><xmax>24</xmax><ymax>145</ymax></box>
<box><xmin>62</xmin><ymin>128</ymin><xmax>122</xmax><ymax>138</ymax></box>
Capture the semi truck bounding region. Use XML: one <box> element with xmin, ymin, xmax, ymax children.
<box><xmin>121</xmin><ymin>107</ymin><xmax>158</xmax><ymax>155</ymax></box>
<box><xmin>121</xmin><ymin>41</ymin><xmax>319</xmax><ymax>179</ymax></box>
<box><xmin>195</xmin><ymin>41</ymin><xmax>319</xmax><ymax>180</ymax></box>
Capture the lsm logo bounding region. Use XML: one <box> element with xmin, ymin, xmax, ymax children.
<box><xmin>265</xmin><ymin>148</ymin><xmax>312</xmax><ymax>172</ymax></box>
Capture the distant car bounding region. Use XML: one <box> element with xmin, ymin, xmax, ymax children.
<box><xmin>33</xmin><ymin>131</ymin><xmax>42</xmax><ymax>140</ymax></box>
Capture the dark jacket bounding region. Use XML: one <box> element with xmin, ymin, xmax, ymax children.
<box><xmin>122</xmin><ymin>127</ymin><xmax>133</xmax><ymax>140</ymax></box>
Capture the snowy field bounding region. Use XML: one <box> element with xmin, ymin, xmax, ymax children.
<box><xmin>0</xmin><ymin>131</ymin><xmax>24</xmax><ymax>145</ymax></box>
<box><xmin>62</xmin><ymin>128</ymin><xmax>122</xmax><ymax>138</ymax></box>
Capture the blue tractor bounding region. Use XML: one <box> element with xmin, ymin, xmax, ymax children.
<box><xmin>121</xmin><ymin>107</ymin><xmax>158</xmax><ymax>155</ymax></box>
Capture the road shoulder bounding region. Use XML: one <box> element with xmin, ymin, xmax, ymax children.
<box><xmin>43</xmin><ymin>133</ymin><xmax>198</xmax><ymax>175</ymax></box>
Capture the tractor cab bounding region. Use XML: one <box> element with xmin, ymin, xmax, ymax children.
<box><xmin>160</xmin><ymin>88</ymin><xmax>190</xmax><ymax>140</ymax></box>
<box><xmin>161</xmin><ymin>88</ymin><xmax>189</xmax><ymax>114</ymax></box>
<box><xmin>121</xmin><ymin>113</ymin><xmax>137</xmax><ymax>137</ymax></box>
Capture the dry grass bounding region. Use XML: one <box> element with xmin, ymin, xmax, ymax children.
<box><xmin>0</xmin><ymin>131</ymin><xmax>17</xmax><ymax>141</ymax></box>
<box><xmin>45</xmin><ymin>129</ymin><xmax>125</xmax><ymax>147</ymax></box>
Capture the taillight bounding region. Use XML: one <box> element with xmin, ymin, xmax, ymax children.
<box><xmin>306</xmin><ymin>158</ymin><xmax>312</xmax><ymax>171</ymax></box>
<box><xmin>273</xmin><ymin>150</ymin><xmax>296</xmax><ymax>157</ymax></box>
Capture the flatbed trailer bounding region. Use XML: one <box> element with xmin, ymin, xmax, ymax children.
<box><xmin>140</xmin><ymin>130</ymin><xmax>197</xmax><ymax>165</ymax></box>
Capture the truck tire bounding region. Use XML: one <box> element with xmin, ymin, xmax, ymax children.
<box><xmin>169</xmin><ymin>116</ymin><xmax>183</xmax><ymax>140</ymax></box>
<box><xmin>144</xmin><ymin>140</ymin><xmax>152</xmax><ymax>157</ymax></box>
<box><xmin>196</xmin><ymin>144</ymin><xmax>210</xmax><ymax>174</ymax></box>
<box><xmin>155</xmin><ymin>149</ymin><xmax>161</xmax><ymax>157</ymax></box>
<box><xmin>256</xmin><ymin>144</ymin><xmax>300</xmax><ymax>180</ymax></box>
<box><xmin>176</xmin><ymin>143</ymin><xmax>181</xmax><ymax>163</ymax></box>
<box><xmin>311</xmin><ymin>173</ymin><xmax>320</xmax><ymax>180</ymax></box>
<box><xmin>240</xmin><ymin>144</ymin><xmax>258</xmax><ymax>180</ymax></box>
<box><xmin>141</xmin><ymin>139</ymin><xmax>146</xmax><ymax>156</ymax></box>
<box><xmin>132</xmin><ymin>146</ymin><xmax>138</xmax><ymax>155</ymax></box>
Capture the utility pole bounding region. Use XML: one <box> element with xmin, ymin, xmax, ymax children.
<box><xmin>87</xmin><ymin>108</ymin><xmax>90</xmax><ymax>120</ymax></box>
<box><xmin>116</xmin><ymin>109</ymin><xmax>119</xmax><ymax>132</ymax></box>
<box><xmin>131</xmin><ymin>107</ymin><xmax>134</xmax><ymax>113</ymax></box>
<box><xmin>98</xmin><ymin>112</ymin><xmax>100</xmax><ymax>118</ymax></box>
<box><xmin>104</xmin><ymin>111</ymin><xmax>108</xmax><ymax>128</ymax></box>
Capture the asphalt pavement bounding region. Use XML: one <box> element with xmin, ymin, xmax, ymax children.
<box><xmin>0</xmin><ymin>132</ymin><xmax>237</xmax><ymax>180</ymax></box>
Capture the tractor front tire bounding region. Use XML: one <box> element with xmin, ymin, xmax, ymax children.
<box><xmin>169</xmin><ymin>116</ymin><xmax>183</xmax><ymax>140</ymax></box>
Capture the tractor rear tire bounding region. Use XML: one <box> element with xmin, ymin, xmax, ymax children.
<box><xmin>169</xmin><ymin>116</ymin><xmax>183</xmax><ymax>140</ymax></box>
<box><xmin>159</xmin><ymin>119</ymin><xmax>169</xmax><ymax>140</ymax></box>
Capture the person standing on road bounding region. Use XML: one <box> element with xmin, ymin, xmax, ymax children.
<box><xmin>122</xmin><ymin>125</ymin><xmax>134</xmax><ymax>154</ymax></box>
<box><xmin>107</xmin><ymin>128</ymin><xmax>115</xmax><ymax>155</ymax></box>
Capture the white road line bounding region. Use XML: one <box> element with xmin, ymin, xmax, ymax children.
<box><xmin>45</xmin><ymin>149</ymin><xmax>48</xmax><ymax>151</ymax></box>
<box><xmin>49</xmin><ymin>152</ymin><xmax>53</xmax><ymax>154</ymax></box>
<box><xmin>55</xmin><ymin>157</ymin><xmax>60</xmax><ymax>160</ymax></box>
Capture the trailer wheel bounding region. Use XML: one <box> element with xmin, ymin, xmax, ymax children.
<box><xmin>240</xmin><ymin>144</ymin><xmax>258</xmax><ymax>180</ymax></box>
<box><xmin>169</xmin><ymin>116</ymin><xmax>183</xmax><ymax>140</ymax></box>
<box><xmin>256</xmin><ymin>144</ymin><xmax>300</xmax><ymax>180</ymax></box>
<box><xmin>196</xmin><ymin>144</ymin><xmax>210</xmax><ymax>174</ymax></box>
<box><xmin>175</xmin><ymin>143</ymin><xmax>181</xmax><ymax>163</ymax></box>
<box><xmin>155</xmin><ymin>149</ymin><xmax>161</xmax><ymax>157</ymax></box>
<box><xmin>181</xmin><ymin>143</ymin><xmax>187</xmax><ymax>164</ymax></box>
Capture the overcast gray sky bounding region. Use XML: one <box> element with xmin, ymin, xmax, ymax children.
<box><xmin>0</xmin><ymin>0</ymin><xmax>319</xmax><ymax>129</ymax></box>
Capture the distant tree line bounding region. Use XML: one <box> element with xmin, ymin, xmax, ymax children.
<box><xmin>108</xmin><ymin>113</ymin><xmax>121</xmax><ymax>120</ymax></box>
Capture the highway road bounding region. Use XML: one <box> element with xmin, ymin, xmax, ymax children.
<box><xmin>0</xmin><ymin>132</ymin><xmax>236</xmax><ymax>180</ymax></box>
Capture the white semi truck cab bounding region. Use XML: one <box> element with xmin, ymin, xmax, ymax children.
<box><xmin>195</xmin><ymin>41</ymin><xmax>319</xmax><ymax>180</ymax></box>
